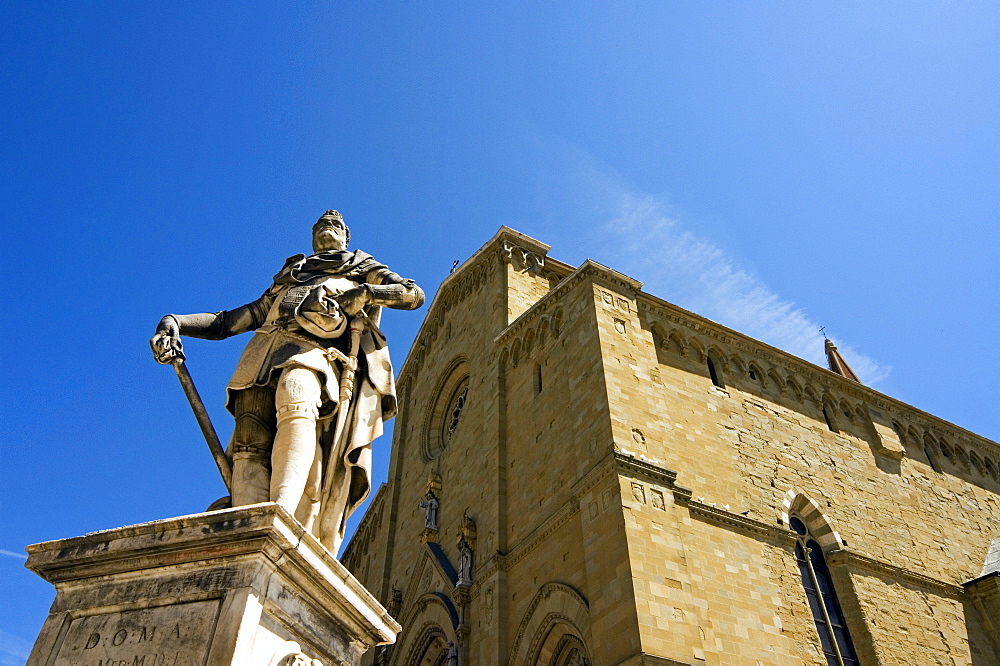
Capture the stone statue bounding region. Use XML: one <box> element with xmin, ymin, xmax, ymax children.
<box><xmin>271</xmin><ymin>641</ymin><xmax>324</xmax><ymax>666</ymax></box>
<box><xmin>420</xmin><ymin>491</ymin><xmax>439</xmax><ymax>531</ymax></box>
<box><xmin>281</xmin><ymin>653</ymin><xmax>322</xmax><ymax>666</ymax></box>
<box><xmin>457</xmin><ymin>536</ymin><xmax>473</xmax><ymax>586</ymax></box>
<box><xmin>444</xmin><ymin>641</ymin><xmax>458</xmax><ymax>666</ymax></box>
<box><xmin>151</xmin><ymin>210</ymin><xmax>423</xmax><ymax>553</ymax></box>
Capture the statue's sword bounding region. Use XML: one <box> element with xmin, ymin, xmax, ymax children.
<box><xmin>317</xmin><ymin>314</ymin><xmax>365</xmax><ymax>518</ymax></box>
<box><xmin>331</xmin><ymin>314</ymin><xmax>365</xmax><ymax>461</ymax></box>
<box><xmin>169</xmin><ymin>357</ymin><xmax>233</xmax><ymax>493</ymax></box>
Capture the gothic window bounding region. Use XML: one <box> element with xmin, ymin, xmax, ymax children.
<box><xmin>707</xmin><ymin>356</ymin><xmax>723</xmax><ymax>388</ymax></box>
<box><xmin>923</xmin><ymin>446</ymin><xmax>941</xmax><ymax>472</ymax></box>
<box><xmin>789</xmin><ymin>516</ymin><xmax>860</xmax><ymax>666</ymax></box>
<box><xmin>444</xmin><ymin>380</ymin><xmax>469</xmax><ymax>442</ymax></box>
<box><xmin>984</xmin><ymin>457</ymin><xmax>997</xmax><ymax>480</ymax></box>
<box><xmin>969</xmin><ymin>451</ymin><xmax>984</xmax><ymax>475</ymax></box>
<box><xmin>939</xmin><ymin>439</ymin><xmax>953</xmax><ymax>461</ymax></box>
<box><xmin>822</xmin><ymin>401</ymin><xmax>839</xmax><ymax>433</ymax></box>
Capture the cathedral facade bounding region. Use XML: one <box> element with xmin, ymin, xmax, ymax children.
<box><xmin>342</xmin><ymin>228</ymin><xmax>1000</xmax><ymax>665</ymax></box>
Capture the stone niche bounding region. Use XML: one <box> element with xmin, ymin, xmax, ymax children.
<box><xmin>25</xmin><ymin>503</ymin><xmax>399</xmax><ymax>666</ymax></box>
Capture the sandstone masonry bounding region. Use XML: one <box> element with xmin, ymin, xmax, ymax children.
<box><xmin>342</xmin><ymin>228</ymin><xmax>1000</xmax><ymax>665</ymax></box>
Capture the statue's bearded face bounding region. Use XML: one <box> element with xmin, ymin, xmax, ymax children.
<box><xmin>312</xmin><ymin>216</ymin><xmax>348</xmax><ymax>253</ymax></box>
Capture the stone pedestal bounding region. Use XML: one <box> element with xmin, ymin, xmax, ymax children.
<box><xmin>25</xmin><ymin>503</ymin><xmax>399</xmax><ymax>666</ymax></box>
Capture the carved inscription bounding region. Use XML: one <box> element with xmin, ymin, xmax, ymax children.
<box><xmin>54</xmin><ymin>600</ymin><xmax>218</xmax><ymax>666</ymax></box>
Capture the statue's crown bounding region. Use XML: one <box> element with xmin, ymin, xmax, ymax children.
<box><xmin>319</xmin><ymin>210</ymin><xmax>343</xmax><ymax>222</ymax></box>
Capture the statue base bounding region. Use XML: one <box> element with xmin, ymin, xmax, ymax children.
<box><xmin>24</xmin><ymin>503</ymin><xmax>399</xmax><ymax>666</ymax></box>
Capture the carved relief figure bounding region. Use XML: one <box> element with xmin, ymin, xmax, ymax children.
<box><xmin>420</xmin><ymin>490</ymin><xmax>439</xmax><ymax>531</ymax></box>
<box><xmin>151</xmin><ymin>210</ymin><xmax>423</xmax><ymax>553</ymax></box>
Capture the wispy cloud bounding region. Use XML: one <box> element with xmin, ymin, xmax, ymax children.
<box><xmin>516</xmin><ymin>130</ymin><xmax>890</xmax><ymax>385</ymax></box>
<box><xmin>601</xmin><ymin>193</ymin><xmax>890</xmax><ymax>385</ymax></box>
<box><xmin>0</xmin><ymin>549</ymin><xmax>26</xmax><ymax>560</ymax></box>
<box><xmin>0</xmin><ymin>629</ymin><xmax>31</xmax><ymax>666</ymax></box>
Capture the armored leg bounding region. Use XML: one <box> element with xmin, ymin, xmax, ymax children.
<box><xmin>230</xmin><ymin>385</ymin><xmax>275</xmax><ymax>506</ymax></box>
<box><xmin>272</xmin><ymin>367</ymin><xmax>323</xmax><ymax>524</ymax></box>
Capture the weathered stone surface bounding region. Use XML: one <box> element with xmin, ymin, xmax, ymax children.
<box><xmin>52</xmin><ymin>600</ymin><xmax>218</xmax><ymax>665</ymax></box>
<box><xmin>26</xmin><ymin>503</ymin><xmax>399</xmax><ymax>666</ymax></box>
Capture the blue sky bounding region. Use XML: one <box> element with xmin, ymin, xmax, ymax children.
<box><xmin>2</xmin><ymin>2</ymin><xmax>997</xmax><ymax>660</ymax></box>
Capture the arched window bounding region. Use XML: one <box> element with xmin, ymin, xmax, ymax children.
<box><xmin>789</xmin><ymin>516</ymin><xmax>860</xmax><ymax>666</ymax></box>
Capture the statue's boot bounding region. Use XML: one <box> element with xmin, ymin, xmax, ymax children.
<box><xmin>230</xmin><ymin>385</ymin><xmax>275</xmax><ymax>506</ymax></box>
<box><xmin>271</xmin><ymin>368</ymin><xmax>323</xmax><ymax>523</ymax></box>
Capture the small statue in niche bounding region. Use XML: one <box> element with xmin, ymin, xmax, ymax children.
<box><xmin>387</xmin><ymin>587</ymin><xmax>403</xmax><ymax>617</ymax></box>
<box><xmin>420</xmin><ymin>490</ymin><xmax>439</xmax><ymax>531</ymax></box>
<box><xmin>444</xmin><ymin>641</ymin><xmax>459</xmax><ymax>666</ymax></box>
<box><xmin>457</xmin><ymin>535</ymin><xmax>473</xmax><ymax>586</ymax></box>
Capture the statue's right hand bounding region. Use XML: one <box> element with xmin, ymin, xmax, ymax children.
<box><xmin>150</xmin><ymin>316</ymin><xmax>184</xmax><ymax>364</ymax></box>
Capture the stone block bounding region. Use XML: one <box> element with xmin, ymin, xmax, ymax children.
<box><xmin>25</xmin><ymin>503</ymin><xmax>399</xmax><ymax>666</ymax></box>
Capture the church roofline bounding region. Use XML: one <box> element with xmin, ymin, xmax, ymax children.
<box><xmin>493</xmin><ymin>258</ymin><xmax>642</xmax><ymax>347</ymax></box>
<box><xmin>398</xmin><ymin>228</ymin><xmax>997</xmax><ymax>454</ymax></box>
<box><xmin>397</xmin><ymin>226</ymin><xmax>570</xmax><ymax>380</ymax></box>
<box><xmin>445</xmin><ymin>226</ymin><xmax>550</xmax><ymax>286</ymax></box>
<box><xmin>636</xmin><ymin>288</ymin><xmax>999</xmax><ymax>451</ymax></box>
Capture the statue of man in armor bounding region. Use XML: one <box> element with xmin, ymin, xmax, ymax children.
<box><xmin>150</xmin><ymin>210</ymin><xmax>423</xmax><ymax>553</ymax></box>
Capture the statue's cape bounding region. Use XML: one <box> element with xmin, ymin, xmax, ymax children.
<box><xmin>273</xmin><ymin>250</ymin><xmax>386</xmax><ymax>285</ymax></box>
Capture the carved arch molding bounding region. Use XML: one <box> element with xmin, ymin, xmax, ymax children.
<box><xmin>395</xmin><ymin>591</ymin><xmax>461</xmax><ymax>666</ymax></box>
<box><xmin>510</xmin><ymin>582</ymin><xmax>591</xmax><ymax>666</ymax></box>
<box><xmin>403</xmin><ymin>623</ymin><xmax>450</xmax><ymax>666</ymax></box>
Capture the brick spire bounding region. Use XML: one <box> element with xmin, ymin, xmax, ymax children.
<box><xmin>825</xmin><ymin>338</ymin><xmax>861</xmax><ymax>383</ymax></box>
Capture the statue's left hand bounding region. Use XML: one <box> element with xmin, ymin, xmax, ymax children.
<box><xmin>335</xmin><ymin>285</ymin><xmax>373</xmax><ymax>316</ymax></box>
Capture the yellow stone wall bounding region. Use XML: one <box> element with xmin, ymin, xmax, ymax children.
<box><xmin>342</xmin><ymin>228</ymin><xmax>1000</xmax><ymax>665</ymax></box>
